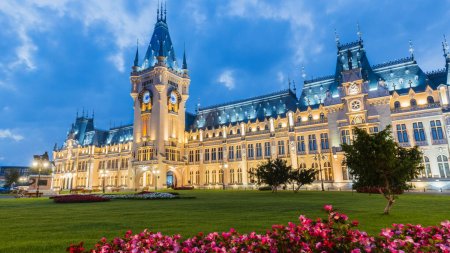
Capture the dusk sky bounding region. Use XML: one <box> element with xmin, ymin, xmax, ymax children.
<box><xmin>1</xmin><ymin>0</ymin><xmax>450</xmax><ymax>165</ymax></box>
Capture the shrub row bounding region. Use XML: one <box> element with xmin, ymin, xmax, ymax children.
<box><xmin>67</xmin><ymin>205</ymin><xmax>450</xmax><ymax>252</ymax></box>
<box><xmin>51</xmin><ymin>195</ymin><xmax>110</xmax><ymax>203</ymax></box>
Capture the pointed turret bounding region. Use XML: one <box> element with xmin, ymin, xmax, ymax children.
<box><xmin>409</xmin><ymin>40</ymin><xmax>415</xmax><ymax>60</ymax></box>
<box><xmin>182</xmin><ymin>46</ymin><xmax>188</xmax><ymax>75</ymax></box>
<box><xmin>156</xmin><ymin>39</ymin><xmax>166</xmax><ymax>65</ymax></box>
<box><xmin>132</xmin><ymin>39</ymin><xmax>139</xmax><ymax>71</ymax></box>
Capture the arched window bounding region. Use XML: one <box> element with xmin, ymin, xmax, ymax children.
<box><xmin>324</xmin><ymin>162</ymin><xmax>333</xmax><ymax>181</ymax></box>
<box><xmin>218</xmin><ymin>169</ymin><xmax>223</xmax><ymax>184</ymax></box>
<box><xmin>312</xmin><ymin>163</ymin><xmax>319</xmax><ymax>180</ymax></box>
<box><xmin>206</xmin><ymin>133</ymin><xmax>209</xmax><ymax>139</ymax></box>
<box><xmin>410</xmin><ymin>99</ymin><xmax>417</xmax><ymax>107</ymax></box>
<box><xmin>219</xmin><ymin>131</ymin><xmax>223</xmax><ymax>137</ymax></box>
<box><xmin>212</xmin><ymin>133</ymin><xmax>216</xmax><ymax>138</ymax></box>
<box><xmin>230</xmin><ymin>169</ymin><xmax>235</xmax><ymax>184</ymax></box>
<box><xmin>394</xmin><ymin>101</ymin><xmax>400</xmax><ymax>109</ymax></box>
<box><xmin>320</xmin><ymin>112</ymin><xmax>325</xmax><ymax>120</ymax></box>
<box><xmin>297</xmin><ymin>116</ymin><xmax>301</xmax><ymax>123</ymax></box>
<box><xmin>341</xmin><ymin>164</ymin><xmax>353</xmax><ymax>180</ymax></box>
<box><xmin>299</xmin><ymin>163</ymin><xmax>307</xmax><ymax>169</ymax></box>
<box><xmin>212</xmin><ymin>170</ymin><xmax>217</xmax><ymax>183</ymax></box>
<box><xmin>427</xmin><ymin>96</ymin><xmax>434</xmax><ymax>104</ymax></box>
<box><xmin>248</xmin><ymin>127</ymin><xmax>252</xmax><ymax>132</ymax></box>
<box><xmin>278</xmin><ymin>123</ymin><xmax>282</xmax><ymax>128</ymax></box>
<box><xmin>195</xmin><ymin>171</ymin><xmax>200</xmax><ymax>185</ymax></box>
<box><xmin>256</xmin><ymin>126</ymin><xmax>260</xmax><ymax>131</ymax></box>
<box><xmin>229</xmin><ymin>130</ymin><xmax>233</xmax><ymax>135</ymax></box>
<box><xmin>237</xmin><ymin>168</ymin><xmax>243</xmax><ymax>183</ymax></box>
<box><xmin>237</xmin><ymin>129</ymin><xmax>241</xmax><ymax>135</ymax></box>
<box><xmin>437</xmin><ymin>155</ymin><xmax>450</xmax><ymax>178</ymax></box>
<box><xmin>421</xmin><ymin>156</ymin><xmax>432</xmax><ymax>178</ymax></box>
<box><xmin>189</xmin><ymin>171</ymin><xmax>194</xmax><ymax>184</ymax></box>
<box><xmin>248</xmin><ymin>168</ymin><xmax>255</xmax><ymax>184</ymax></box>
<box><xmin>308</xmin><ymin>114</ymin><xmax>313</xmax><ymax>121</ymax></box>
<box><xmin>205</xmin><ymin>170</ymin><xmax>210</xmax><ymax>184</ymax></box>
<box><xmin>264</xmin><ymin>124</ymin><xmax>269</xmax><ymax>130</ymax></box>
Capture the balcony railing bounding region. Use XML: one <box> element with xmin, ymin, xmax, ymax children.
<box><xmin>432</xmin><ymin>139</ymin><xmax>448</xmax><ymax>145</ymax></box>
<box><xmin>391</xmin><ymin>102</ymin><xmax>441</xmax><ymax>113</ymax></box>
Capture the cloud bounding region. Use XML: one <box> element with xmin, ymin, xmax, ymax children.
<box><xmin>217</xmin><ymin>70</ymin><xmax>235</xmax><ymax>90</ymax></box>
<box><xmin>0</xmin><ymin>129</ymin><xmax>24</xmax><ymax>141</ymax></box>
<box><xmin>221</xmin><ymin>0</ymin><xmax>318</xmax><ymax>64</ymax></box>
<box><xmin>277</xmin><ymin>72</ymin><xmax>285</xmax><ymax>83</ymax></box>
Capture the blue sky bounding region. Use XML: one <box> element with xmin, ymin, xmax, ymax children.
<box><xmin>1</xmin><ymin>0</ymin><xmax>450</xmax><ymax>165</ymax></box>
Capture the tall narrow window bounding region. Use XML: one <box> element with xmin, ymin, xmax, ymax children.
<box><xmin>195</xmin><ymin>171</ymin><xmax>200</xmax><ymax>185</ymax></box>
<box><xmin>341</xmin><ymin>130</ymin><xmax>351</xmax><ymax>144</ymax></box>
<box><xmin>237</xmin><ymin>168</ymin><xmax>243</xmax><ymax>183</ymax></box>
<box><xmin>264</xmin><ymin>142</ymin><xmax>271</xmax><ymax>157</ymax></box>
<box><xmin>205</xmin><ymin>170</ymin><xmax>210</xmax><ymax>184</ymax></box>
<box><xmin>256</xmin><ymin>143</ymin><xmax>262</xmax><ymax>158</ymax></box>
<box><xmin>195</xmin><ymin>150</ymin><xmax>200</xmax><ymax>162</ymax></box>
<box><xmin>212</xmin><ymin>170</ymin><xmax>217</xmax><ymax>183</ymax></box>
<box><xmin>394</xmin><ymin>101</ymin><xmax>400</xmax><ymax>109</ymax></box>
<box><xmin>277</xmin><ymin>140</ymin><xmax>285</xmax><ymax>155</ymax></box>
<box><xmin>413</xmin><ymin>122</ymin><xmax>426</xmax><ymax>142</ymax></box>
<box><xmin>211</xmin><ymin>148</ymin><xmax>217</xmax><ymax>161</ymax></box>
<box><xmin>236</xmin><ymin>145</ymin><xmax>242</xmax><ymax>159</ymax></box>
<box><xmin>324</xmin><ymin>162</ymin><xmax>333</xmax><ymax>181</ymax></box>
<box><xmin>218</xmin><ymin>147</ymin><xmax>223</xmax><ymax>161</ymax></box>
<box><xmin>421</xmin><ymin>156</ymin><xmax>432</xmax><ymax>178</ymax></box>
<box><xmin>396</xmin><ymin>124</ymin><xmax>409</xmax><ymax>143</ymax></box>
<box><xmin>228</xmin><ymin>146</ymin><xmax>234</xmax><ymax>160</ymax></box>
<box><xmin>427</xmin><ymin>96</ymin><xmax>434</xmax><ymax>104</ymax></box>
<box><xmin>320</xmin><ymin>133</ymin><xmax>329</xmax><ymax>150</ymax></box>
<box><xmin>204</xmin><ymin>149</ymin><xmax>210</xmax><ymax>161</ymax></box>
<box><xmin>230</xmin><ymin>169</ymin><xmax>235</xmax><ymax>184</ymax></box>
<box><xmin>297</xmin><ymin>136</ymin><xmax>305</xmax><ymax>152</ymax></box>
<box><xmin>410</xmin><ymin>99</ymin><xmax>417</xmax><ymax>107</ymax></box>
<box><xmin>438</xmin><ymin>155</ymin><xmax>450</xmax><ymax>178</ymax></box>
<box><xmin>308</xmin><ymin>135</ymin><xmax>317</xmax><ymax>151</ymax></box>
<box><xmin>247</xmin><ymin>144</ymin><xmax>254</xmax><ymax>158</ymax></box>
<box><xmin>430</xmin><ymin>120</ymin><xmax>444</xmax><ymax>140</ymax></box>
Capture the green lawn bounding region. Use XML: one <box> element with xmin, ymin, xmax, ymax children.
<box><xmin>1</xmin><ymin>190</ymin><xmax>449</xmax><ymax>253</ymax></box>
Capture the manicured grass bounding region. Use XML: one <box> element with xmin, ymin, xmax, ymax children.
<box><xmin>0</xmin><ymin>190</ymin><xmax>449</xmax><ymax>253</ymax></box>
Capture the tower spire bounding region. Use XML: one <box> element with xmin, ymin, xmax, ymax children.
<box><xmin>157</xmin><ymin>0</ymin><xmax>160</xmax><ymax>22</ymax></box>
<box><xmin>443</xmin><ymin>34</ymin><xmax>449</xmax><ymax>60</ymax></box>
<box><xmin>356</xmin><ymin>23</ymin><xmax>362</xmax><ymax>42</ymax></box>
<box><xmin>288</xmin><ymin>76</ymin><xmax>291</xmax><ymax>90</ymax></box>
<box><xmin>160</xmin><ymin>1</ymin><xmax>164</xmax><ymax>21</ymax></box>
<box><xmin>334</xmin><ymin>29</ymin><xmax>340</xmax><ymax>47</ymax></box>
<box><xmin>164</xmin><ymin>1</ymin><xmax>167</xmax><ymax>22</ymax></box>
<box><xmin>292</xmin><ymin>80</ymin><xmax>297</xmax><ymax>95</ymax></box>
<box><xmin>409</xmin><ymin>40</ymin><xmax>414</xmax><ymax>59</ymax></box>
<box><xmin>133</xmin><ymin>39</ymin><xmax>139</xmax><ymax>68</ymax></box>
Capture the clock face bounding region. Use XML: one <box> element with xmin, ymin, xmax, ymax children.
<box><xmin>349</xmin><ymin>83</ymin><xmax>359</xmax><ymax>95</ymax></box>
<box><xmin>169</xmin><ymin>92</ymin><xmax>178</xmax><ymax>104</ymax></box>
<box><xmin>350</xmin><ymin>100</ymin><xmax>361</xmax><ymax>111</ymax></box>
<box><xmin>143</xmin><ymin>91</ymin><xmax>151</xmax><ymax>104</ymax></box>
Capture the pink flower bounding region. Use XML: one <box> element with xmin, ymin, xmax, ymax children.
<box><xmin>324</xmin><ymin>204</ymin><xmax>333</xmax><ymax>212</ymax></box>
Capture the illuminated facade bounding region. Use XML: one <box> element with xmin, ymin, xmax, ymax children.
<box><xmin>52</xmin><ymin>7</ymin><xmax>450</xmax><ymax>192</ymax></box>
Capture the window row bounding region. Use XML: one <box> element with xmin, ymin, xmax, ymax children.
<box><xmin>396</xmin><ymin>120</ymin><xmax>445</xmax><ymax>143</ymax></box>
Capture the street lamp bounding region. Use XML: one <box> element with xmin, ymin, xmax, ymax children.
<box><xmin>32</xmin><ymin>159</ymin><xmax>49</xmax><ymax>197</ymax></box>
<box><xmin>100</xmin><ymin>169</ymin><xmax>107</xmax><ymax>193</ymax></box>
<box><xmin>151</xmin><ymin>168</ymin><xmax>160</xmax><ymax>191</ymax></box>
<box><xmin>219</xmin><ymin>163</ymin><xmax>228</xmax><ymax>190</ymax></box>
<box><xmin>313</xmin><ymin>153</ymin><xmax>326</xmax><ymax>191</ymax></box>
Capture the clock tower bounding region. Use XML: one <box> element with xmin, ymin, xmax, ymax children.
<box><xmin>129</xmin><ymin>5</ymin><xmax>190</xmax><ymax>189</ymax></box>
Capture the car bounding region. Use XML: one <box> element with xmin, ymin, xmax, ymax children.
<box><xmin>0</xmin><ymin>186</ymin><xmax>10</xmax><ymax>194</ymax></box>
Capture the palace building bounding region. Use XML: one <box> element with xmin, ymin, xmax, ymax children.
<box><xmin>52</xmin><ymin>6</ymin><xmax>450</xmax><ymax>192</ymax></box>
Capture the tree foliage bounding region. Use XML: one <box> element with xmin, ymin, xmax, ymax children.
<box><xmin>253</xmin><ymin>158</ymin><xmax>291</xmax><ymax>193</ymax></box>
<box><xmin>4</xmin><ymin>169</ymin><xmax>20</xmax><ymax>188</ymax></box>
<box><xmin>342</xmin><ymin>125</ymin><xmax>423</xmax><ymax>214</ymax></box>
<box><xmin>289</xmin><ymin>168</ymin><xmax>317</xmax><ymax>193</ymax></box>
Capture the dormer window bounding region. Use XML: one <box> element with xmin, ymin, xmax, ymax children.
<box><xmin>410</xmin><ymin>99</ymin><xmax>417</xmax><ymax>107</ymax></box>
<box><xmin>394</xmin><ymin>101</ymin><xmax>400</xmax><ymax>109</ymax></box>
<box><xmin>427</xmin><ymin>96</ymin><xmax>434</xmax><ymax>104</ymax></box>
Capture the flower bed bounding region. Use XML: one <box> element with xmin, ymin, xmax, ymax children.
<box><xmin>67</xmin><ymin>205</ymin><xmax>450</xmax><ymax>252</ymax></box>
<box><xmin>51</xmin><ymin>195</ymin><xmax>109</xmax><ymax>203</ymax></box>
<box><xmin>102</xmin><ymin>192</ymin><xmax>177</xmax><ymax>200</ymax></box>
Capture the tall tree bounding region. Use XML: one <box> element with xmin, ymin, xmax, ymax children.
<box><xmin>342</xmin><ymin>126</ymin><xmax>423</xmax><ymax>214</ymax></box>
<box><xmin>289</xmin><ymin>168</ymin><xmax>317</xmax><ymax>193</ymax></box>
<box><xmin>253</xmin><ymin>158</ymin><xmax>291</xmax><ymax>193</ymax></box>
<box><xmin>4</xmin><ymin>169</ymin><xmax>20</xmax><ymax>188</ymax></box>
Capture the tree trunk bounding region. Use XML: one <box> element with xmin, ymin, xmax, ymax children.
<box><xmin>383</xmin><ymin>195</ymin><xmax>395</xmax><ymax>215</ymax></box>
<box><xmin>272</xmin><ymin>185</ymin><xmax>277</xmax><ymax>193</ymax></box>
<box><xmin>294</xmin><ymin>184</ymin><xmax>302</xmax><ymax>193</ymax></box>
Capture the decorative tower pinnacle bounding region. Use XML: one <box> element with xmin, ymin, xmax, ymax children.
<box><xmin>301</xmin><ymin>66</ymin><xmax>306</xmax><ymax>79</ymax></box>
<box><xmin>334</xmin><ymin>29</ymin><xmax>340</xmax><ymax>47</ymax></box>
<box><xmin>356</xmin><ymin>23</ymin><xmax>362</xmax><ymax>42</ymax></box>
<box><xmin>133</xmin><ymin>39</ymin><xmax>139</xmax><ymax>71</ymax></box>
<box><xmin>156</xmin><ymin>39</ymin><xmax>166</xmax><ymax>64</ymax></box>
<box><xmin>409</xmin><ymin>40</ymin><xmax>415</xmax><ymax>60</ymax></box>
<box><xmin>443</xmin><ymin>34</ymin><xmax>450</xmax><ymax>61</ymax></box>
<box><xmin>182</xmin><ymin>44</ymin><xmax>188</xmax><ymax>75</ymax></box>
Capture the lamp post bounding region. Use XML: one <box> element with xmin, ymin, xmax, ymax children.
<box><xmin>313</xmin><ymin>153</ymin><xmax>326</xmax><ymax>191</ymax></box>
<box><xmin>32</xmin><ymin>159</ymin><xmax>49</xmax><ymax>197</ymax></box>
<box><xmin>219</xmin><ymin>163</ymin><xmax>228</xmax><ymax>190</ymax></box>
<box><xmin>100</xmin><ymin>169</ymin><xmax>107</xmax><ymax>193</ymax></box>
<box><xmin>151</xmin><ymin>168</ymin><xmax>160</xmax><ymax>191</ymax></box>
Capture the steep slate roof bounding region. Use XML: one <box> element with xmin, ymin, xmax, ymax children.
<box><xmin>301</xmin><ymin>38</ymin><xmax>450</xmax><ymax>109</ymax></box>
<box><xmin>187</xmin><ymin>89</ymin><xmax>299</xmax><ymax>131</ymax></box>
<box><xmin>61</xmin><ymin>116</ymin><xmax>133</xmax><ymax>149</ymax></box>
<box><xmin>141</xmin><ymin>5</ymin><xmax>178</xmax><ymax>70</ymax></box>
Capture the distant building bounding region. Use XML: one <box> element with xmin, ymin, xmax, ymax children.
<box><xmin>0</xmin><ymin>166</ymin><xmax>30</xmax><ymax>186</ymax></box>
<box><xmin>52</xmin><ymin>5</ymin><xmax>450</xmax><ymax>192</ymax></box>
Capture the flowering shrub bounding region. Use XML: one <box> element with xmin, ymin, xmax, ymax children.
<box><xmin>102</xmin><ymin>192</ymin><xmax>177</xmax><ymax>200</ymax></box>
<box><xmin>52</xmin><ymin>195</ymin><xmax>110</xmax><ymax>203</ymax></box>
<box><xmin>67</xmin><ymin>205</ymin><xmax>450</xmax><ymax>252</ymax></box>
